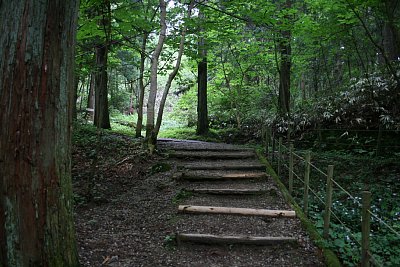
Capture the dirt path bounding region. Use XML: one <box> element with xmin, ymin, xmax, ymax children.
<box><xmin>75</xmin><ymin>138</ymin><xmax>325</xmax><ymax>266</ymax></box>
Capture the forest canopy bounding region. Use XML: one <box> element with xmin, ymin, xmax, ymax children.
<box><xmin>75</xmin><ymin>0</ymin><xmax>399</xmax><ymax>141</ymax></box>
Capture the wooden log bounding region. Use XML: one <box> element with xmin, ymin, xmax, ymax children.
<box><xmin>189</xmin><ymin>188</ymin><xmax>271</xmax><ymax>195</ymax></box>
<box><xmin>179</xmin><ymin>171</ymin><xmax>267</xmax><ymax>180</ymax></box>
<box><xmin>159</xmin><ymin>146</ymin><xmax>252</xmax><ymax>152</ymax></box>
<box><xmin>178</xmin><ymin>163</ymin><xmax>265</xmax><ymax>171</ymax></box>
<box><xmin>176</xmin><ymin>233</ymin><xmax>297</xmax><ymax>246</ymax></box>
<box><xmin>169</xmin><ymin>151</ymin><xmax>256</xmax><ymax>159</ymax></box>
<box><xmin>178</xmin><ymin>205</ymin><xmax>296</xmax><ymax>218</ymax></box>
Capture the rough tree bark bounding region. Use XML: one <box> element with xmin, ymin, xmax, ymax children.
<box><xmin>94</xmin><ymin>44</ymin><xmax>111</xmax><ymax>129</ymax></box>
<box><xmin>0</xmin><ymin>1</ymin><xmax>80</xmax><ymax>266</ymax></box>
<box><xmin>94</xmin><ymin>0</ymin><xmax>112</xmax><ymax>129</ymax></box>
<box><xmin>197</xmin><ymin>9</ymin><xmax>209</xmax><ymax>135</ymax></box>
<box><xmin>146</xmin><ymin>0</ymin><xmax>167</xmax><ymax>150</ymax></box>
<box><xmin>153</xmin><ymin>1</ymin><xmax>195</xmax><ymax>138</ymax></box>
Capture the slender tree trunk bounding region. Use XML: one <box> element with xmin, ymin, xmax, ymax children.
<box><xmin>197</xmin><ymin>9</ymin><xmax>209</xmax><ymax>135</ymax></box>
<box><xmin>146</xmin><ymin>0</ymin><xmax>167</xmax><ymax>150</ymax></box>
<box><xmin>136</xmin><ymin>33</ymin><xmax>149</xmax><ymax>138</ymax></box>
<box><xmin>87</xmin><ymin>73</ymin><xmax>96</xmax><ymax>120</ymax></box>
<box><xmin>0</xmin><ymin>1</ymin><xmax>80</xmax><ymax>266</ymax></box>
<box><xmin>278</xmin><ymin>36</ymin><xmax>291</xmax><ymax>115</ymax></box>
<box><xmin>72</xmin><ymin>75</ymin><xmax>79</xmax><ymax>121</ymax></box>
<box><xmin>79</xmin><ymin>76</ymin><xmax>87</xmax><ymax>113</ymax></box>
<box><xmin>301</xmin><ymin>73</ymin><xmax>306</xmax><ymax>101</ymax></box>
<box><xmin>154</xmin><ymin>1</ymin><xmax>195</xmax><ymax>138</ymax></box>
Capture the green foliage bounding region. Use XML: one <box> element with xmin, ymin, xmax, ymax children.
<box><xmin>276</xmin><ymin>147</ymin><xmax>400</xmax><ymax>266</ymax></box>
<box><xmin>151</xmin><ymin>163</ymin><xmax>171</xmax><ymax>174</ymax></box>
<box><xmin>172</xmin><ymin>189</ymin><xmax>192</xmax><ymax>204</ymax></box>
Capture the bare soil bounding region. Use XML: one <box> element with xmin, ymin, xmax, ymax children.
<box><xmin>73</xmin><ymin>136</ymin><xmax>325</xmax><ymax>266</ymax></box>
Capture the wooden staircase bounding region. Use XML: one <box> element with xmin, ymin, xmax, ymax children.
<box><xmin>159</xmin><ymin>139</ymin><xmax>298</xmax><ymax>248</ymax></box>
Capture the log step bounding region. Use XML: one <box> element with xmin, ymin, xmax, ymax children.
<box><xmin>178</xmin><ymin>163</ymin><xmax>265</xmax><ymax>171</ymax></box>
<box><xmin>176</xmin><ymin>233</ymin><xmax>297</xmax><ymax>246</ymax></box>
<box><xmin>174</xmin><ymin>171</ymin><xmax>266</xmax><ymax>180</ymax></box>
<box><xmin>189</xmin><ymin>188</ymin><xmax>270</xmax><ymax>195</ymax></box>
<box><xmin>160</xmin><ymin>146</ymin><xmax>252</xmax><ymax>152</ymax></box>
<box><xmin>169</xmin><ymin>151</ymin><xmax>256</xmax><ymax>159</ymax></box>
<box><xmin>178</xmin><ymin>205</ymin><xmax>296</xmax><ymax>218</ymax></box>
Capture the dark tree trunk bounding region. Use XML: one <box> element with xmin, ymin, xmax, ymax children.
<box><xmin>94</xmin><ymin>44</ymin><xmax>111</xmax><ymax>129</ymax></box>
<box><xmin>93</xmin><ymin>0</ymin><xmax>111</xmax><ymax>129</ymax></box>
<box><xmin>278</xmin><ymin>36</ymin><xmax>291</xmax><ymax>115</ymax></box>
<box><xmin>0</xmin><ymin>1</ymin><xmax>80</xmax><ymax>266</ymax></box>
<box><xmin>383</xmin><ymin>0</ymin><xmax>400</xmax><ymax>61</ymax></box>
<box><xmin>197</xmin><ymin>54</ymin><xmax>209</xmax><ymax>135</ymax></box>
<box><xmin>278</xmin><ymin>0</ymin><xmax>292</xmax><ymax>115</ymax></box>
<box><xmin>196</xmin><ymin>9</ymin><xmax>209</xmax><ymax>135</ymax></box>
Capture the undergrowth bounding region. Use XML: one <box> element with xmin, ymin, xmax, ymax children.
<box><xmin>273</xmin><ymin>145</ymin><xmax>400</xmax><ymax>266</ymax></box>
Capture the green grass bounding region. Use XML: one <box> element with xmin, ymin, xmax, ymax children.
<box><xmin>158</xmin><ymin>126</ymin><xmax>221</xmax><ymax>142</ymax></box>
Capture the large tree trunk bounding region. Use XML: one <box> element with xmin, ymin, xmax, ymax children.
<box><xmin>94</xmin><ymin>44</ymin><xmax>111</xmax><ymax>129</ymax></box>
<box><xmin>383</xmin><ymin>0</ymin><xmax>400</xmax><ymax>61</ymax></box>
<box><xmin>196</xmin><ymin>9</ymin><xmax>209</xmax><ymax>135</ymax></box>
<box><xmin>136</xmin><ymin>33</ymin><xmax>149</xmax><ymax>138</ymax></box>
<box><xmin>0</xmin><ymin>1</ymin><xmax>80</xmax><ymax>266</ymax></box>
<box><xmin>146</xmin><ymin>0</ymin><xmax>167</xmax><ymax>151</ymax></box>
<box><xmin>93</xmin><ymin>0</ymin><xmax>111</xmax><ymax>129</ymax></box>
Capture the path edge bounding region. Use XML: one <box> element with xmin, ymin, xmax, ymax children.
<box><xmin>256</xmin><ymin>149</ymin><xmax>342</xmax><ymax>267</ymax></box>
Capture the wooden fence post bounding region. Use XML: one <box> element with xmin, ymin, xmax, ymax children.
<box><xmin>323</xmin><ymin>165</ymin><xmax>334</xmax><ymax>239</ymax></box>
<box><xmin>289</xmin><ymin>143</ymin><xmax>294</xmax><ymax>195</ymax></box>
<box><xmin>278</xmin><ymin>137</ymin><xmax>282</xmax><ymax>176</ymax></box>
<box><xmin>303</xmin><ymin>151</ymin><xmax>311</xmax><ymax>216</ymax></box>
<box><xmin>361</xmin><ymin>191</ymin><xmax>372</xmax><ymax>267</ymax></box>
<box><xmin>266</xmin><ymin>127</ymin><xmax>271</xmax><ymax>157</ymax></box>
<box><xmin>272</xmin><ymin>133</ymin><xmax>276</xmax><ymax>162</ymax></box>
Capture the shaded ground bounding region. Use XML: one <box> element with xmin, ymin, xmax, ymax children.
<box><xmin>72</xmin><ymin>134</ymin><xmax>325</xmax><ymax>266</ymax></box>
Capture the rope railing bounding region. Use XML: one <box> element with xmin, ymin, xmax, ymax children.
<box><xmin>309</xmin><ymin>162</ymin><xmax>328</xmax><ymax>177</ymax></box>
<box><xmin>266</xmin><ymin>135</ymin><xmax>398</xmax><ymax>266</ymax></box>
<box><xmin>331</xmin><ymin>179</ymin><xmax>362</xmax><ymax>208</ymax></box>
<box><xmin>329</xmin><ymin>208</ymin><xmax>362</xmax><ymax>247</ymax></box>
<box><xmin>368</xmin><ymin>210</ymin><xmax>400</xmax><ymax>238</ymax></box>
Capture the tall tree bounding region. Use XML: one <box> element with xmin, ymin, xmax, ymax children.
<box><xmin>145</xmin><ymin>0</ymin><xmax>167</xmax><ymax>147</ymax></box>
<box><xmin>197</xmin><ymin>7</ymin><xmax>209</xmax><ymax>135</ymax></box>
<box><xmin>0</xmin><ymin>1</ymin><xmax>80</xmax><ymax>266</ymax></box>
<box><xmin>277</xmin><ymin>0</ymin><xmax>292</xmax><ymax>115</ymax></box>
<box><xmin>382</xmin><ymin>0</ymin><xmax>400</xmax><ymax>61</ymax></box>
<box><xmin>154</xmin><ymin>1</ymin><xmax>195</xmax><ymax>138</ymax></box>
<box><xmin>136</xmin><ymin>32</ymin><xmax>149</xmax><ymax>137</ymax></box>
<box><xmin>94</xmin><ymin>0</ymin><xmax>112</xmax><ymax>129</ymax></box>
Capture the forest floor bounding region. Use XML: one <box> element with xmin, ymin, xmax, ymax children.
<box><xmin>72</xmin><ymin>129</ymin><xmax>325</xmax><ymax>266</ymax></box>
